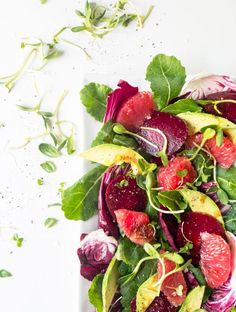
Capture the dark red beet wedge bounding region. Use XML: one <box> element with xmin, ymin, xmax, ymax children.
<box><xmin>138</xmin><ymin>111</ymin><xmax>188</xmax><ymax>156</ymax></box>
<box><xmin>130</xmin><ymin>293</ymin><xmax>176</xmax><ymax>312</ymax></box>
<box><xmin>105</xmin><ymin>175</ymin><xmax>147</xmax><ymax>220</ymax></box>
<box><xmin>177</xmin><ymin>212</ymin><xmax>226</xmax><ymax>264</ymax></box>
<box><xmin>147</xmin><ymin>292</ymin><xmax>177</xmax><ymax>312</ymax></box>
<box><xmin>203</xmin><ymin>91</ymin><xmax>236</xmax><ymax>123</ymax></box>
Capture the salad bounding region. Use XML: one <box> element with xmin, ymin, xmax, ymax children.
<box><xmin>61</xmin><ymin>54</ymin><xmax>236</xmax><ymax>312</ymax></box>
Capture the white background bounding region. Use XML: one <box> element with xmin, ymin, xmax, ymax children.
<box><xmin>1</xmin><ymin>0</ymin><xmax>236</xmax><ymax>312</ymax></box>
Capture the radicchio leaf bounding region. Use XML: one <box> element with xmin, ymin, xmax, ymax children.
<box><xmin>77</xmin><ymin>229</ymin><xmax>118</xmax><ymax>281</ymax></box>
<box><xmin>200</xmin><ymin>182</ymin><xmax>231</xmax><ymax>215</ymax></box>
<box><xmin>159</xmin><ymin>211</ymin><xmax>178</xmax><ymax>251</ymax></box>
<box><xmin>203</xmin><ymin>232</ymin><xmax>236</xmax><ymax>312</ymax></box>
<box><xmin>98</xmin><ymin>165</ymin><xmax>130</xmax><ymax>238</ymax></box>
<box><xmin>182</xmin><ymin>74</ymin><xmax>236</xmax><ymax>100</ymax></box>
<box><xmin>104</xmin><ymin>80</ymin><xmax>138</xmax><ymax>122</ymax></box>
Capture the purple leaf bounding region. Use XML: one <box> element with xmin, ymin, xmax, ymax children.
<box><xmin>104</xmin><ymin>80</ymin><xmax>138</xmax><ymax>122</ymax></box>
<box><xmin>182</xmin><ymin>75</ymin><xmax>236</xmax><ymax>100</ymax></box>
<box><xmin>77</xmin><ymin>229</ymin><xmax>117</xmax><ymax>281</ymax></box>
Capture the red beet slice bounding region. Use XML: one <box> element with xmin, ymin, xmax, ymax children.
<box><xmin>147</xmin><ymin>292</ymin><xmax>177</xmax><ymax>312</ymax></box>
<box><xmin>105</xmin><ymin>175</ymin><xmax>147</xmax><ymax>220</ymax></box>
<box><xmin>203</xmin><ymin>91</ymin><xmax>236</xmax><ymax>123</ymax></box>
<box><xmin>138</xmin><ymin>111</ymin><xmax>188</xmax><ymax>156</ymax></box>
<box><xmin>130</xmin><ymin>294</ymin><xmax>176</xmax><ymax>312</ymax></box>
<box><xmin>177</xmin><ymin>212</ymin><xmax>226</xmax><ymax>264</ymax></box>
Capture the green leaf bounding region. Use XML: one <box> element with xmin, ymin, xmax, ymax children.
<box><xmin>0</xmin><ymin>269</ymin><xmax>12</xmax><ymax>278</ymax></box>
<box><xmin>57</xmin><ymin>139</ymin><xmax>68</xmax><ymax>151</ymax></box>
<box><xmin>120</xmin><ymin>259</ymin><xmax>157</xmax><ymax>311</ymax></box>
<box><xmin>217</xmin><ymin>166</ymin><xmax>236</xmax><ymax>199</ymax></box>
<box><xmin>80</xmin><ymin>82</ymin><xmax>112</xmax><ymax>122</ymax></box>
<box><xmin>44</xmin><ymin>49</ymin><xmax>63</xmax><ymax>60</ymax></box>
<box><xmin>176</xmin><ymin>169</ymin><xmax>188</xmax><ymax>178</ymax></box>
<box><xmin>217</xmin><ymin>188</ymin><xmax>229</xmax><ymax>205</ymax></box>
<box><xmin>157</xmin><ymin>190</ymin><xmax>187</xmax><ymax>213</ymax></box>
<box><xmin>40</xmin><ymin>161</ymin><xmax>56</xmax><ymax>173</ymax></box>
<box><xmin>61</xmin><ymin>165</ymin><xmax>106</xmax><ymax>220</ymax></box>
<box><xmin>188</xmin><ymin>265</ymin><xmax>206</xmax><ymax>286</ymax></box>
<box><xmin>162</xmin><ymin>99</ymin><xmax>202</xmax><ymax>115</ymax></box>
<box><xmin>71</xmin><ymin>26</ymin><xmax>87</xmax><ymax>32</ymax></box>
<box><xmin>38</xmin><ymin>111</ymin><xmax>54</xmax><ymax>117</ymax></box>
<box><xmin>91</xmin><ymin>120</ymin><xmax>115</xmax><ymax>147</ymax></box>
<box><xmin>116</xmin><ymin>237</ymin><xmax>147</xmax><ymax>267</ymax></box>
<box><xmin>12</xmin><ymin>233</ymin><xmax>24</xmax><ymax>247</ymax></box>
<box><xmin>67</xmin><ymin>133</ymin><xmax>76</xmax><ymax>155</ymax></box>
<box><xmin>88</xmin><ymin>274</ymin><xmax>103</xmax><ymax>312</ymax></box>
<box><xmin>224</xmin><ymin>204</ymin><xmax>236</xmax><ymax>234</ymax></box>
<box><xmin>112</xmin><ymin>134</ymin><xmax>138</xmax><ymax>149</ymax></box>
<box><xmin>37</xmin><ymin>178</ymin><xmax>44</xmax><ymax>186</ymax></box>
<box><xmin>44</xmin><ymin>217</ymin><xmax>58</xmax><ymax>228</ymax></box>
<box><xmin>39</xmin><ymin>143</ymin><xmax>61</xmax><ymax>158</ymax></box>
<box><xmin>17</xmin><ymin>104</ymin><xmax>38</xmax><ymax>112</ymax></box>
<box><xmin>216</xmin><ymin>128</ymin><xmax>223</xmax><ymax>146</ymax></box>
<box><xmin>146</xmin><ymin>54</ymin><xmax>186</xmax><ymax>109</ymax></box>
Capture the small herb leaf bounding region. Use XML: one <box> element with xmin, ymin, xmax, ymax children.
<box><xmin>40</xmin><ymin>161</ymin><xmax>56</xmax><ymax>173</ymax></box>
<box><xmin>0</xmin><ymin>269</ymin><xmax>12</xmax><ymax>278</ymax></box>
<box><xmin>39</xmin><ymin>143</ymin><xmax>60</xmax><ymax>158</ymax></box>
<box><xmin>44</xmin><ymin>218</ymin><xmax>58</xmax><ymax>228</ymax></box>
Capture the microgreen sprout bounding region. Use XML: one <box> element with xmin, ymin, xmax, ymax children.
<box><xmin>146</xmin><ymin>173</ymin><xmax>185</xmax><ymax>215</ymax></box>
<box><xmin>190</xmin><ymin>127</ymin><xmax>216</xmax><ymax>161</ymax></box>
<box><xmin>13</xmin><ymin>91</ymin><xmax>76</xmax><ymax>161</ymax></box>
<box><xmin>72</xmin><ymin>0</ymin><xmax>154</xmax><ymax>38</ymax></box>
<box><xmin>12</xmin><ymin>233</ymin><xmax>24</xmax><ymax>247</ymax></box>
<box><xmin>140</xmin><ymin>126</ymin><xmax>168</xmax><ymax>166</ymax></box>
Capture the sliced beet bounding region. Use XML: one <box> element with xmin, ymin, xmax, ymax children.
<box><xmin>138</xmin><ymin>111</ymin><xmax>188</xmax><ymax>156</ymax></box>
<box><xmin>130</xmin><ymin>293</ymin><xmax>176</xmax><ymax>312</ymax></box>
<box><xmin>146</xmin><ymin>292</ymin><xmax>177</xmax><ymax>312</ymax></box>
<box><xmin>105</xmin><ymin>175</ymin><xmax>147</xmax><ymax>220</ymax></box>
<box><xmin>203</xmin><ymin>91</ymin><xmax>236</xmax><ymax>123</ymax></box>
<box><xmin>177</xmin><ymin>212</ymin><xmax>226</xmax><ymax>264</ymax></box>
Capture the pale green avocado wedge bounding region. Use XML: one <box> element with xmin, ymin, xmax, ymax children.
<box><xmin>80</xmin><ymin>143</ymin><xmax>156</xmax><ymax>174</ymax></box>
<box><xmin>179</xmin><ymin>285</ymin><xmax>205</xmax><ymax>312</ymax></box>
<box><xmin>178</xmin><ymin>112</ymin><xmax>236</xmax><ymax>143</ymax></box>
<box><xmin>102</xmin><ymin>256</ymin><xmax>119</xmax><ymax>312</ymax></box>
<box><xmin>179</xmin><ymin>189</ymin><xmax>224</xmax><ymax>225</ymax></box>
<box><xmin>136</xmin><ymin>273</ymin><xmax>160</xmax><ymax>312</ymax></box>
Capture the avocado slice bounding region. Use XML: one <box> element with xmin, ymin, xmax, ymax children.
<box><xmin>136</xmin><ymin>273</ymin><xmax>160</xmax><ymax>312</ymax></box>
<box><xmin>179</xmin><ymin>286</ymin><xmax>205</xmax><ymax>312</ymax></box>
<box><xmin>102</xmin><ymin>256</ymin><xmax>119</xmax><ymax>312</ymax></box>
<box><xmin>179</xmin><ymin>189</ymin><xmax>224</xmax><ymax>224</ymax></box>
<box><xmin>178</xmin><ymin>112</ymin><xmax>236</xmax><ymax>143</ymax></box>
<box><xmin>80</xmin><ymin>143</ymin><xmax>156</xmax><ymax>174</ymax></box>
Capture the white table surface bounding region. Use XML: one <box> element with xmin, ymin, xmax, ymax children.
<box><xmin>1</xmin><ymin>1</ymin><xmax>236</xmax><ymax>311</ymax></box>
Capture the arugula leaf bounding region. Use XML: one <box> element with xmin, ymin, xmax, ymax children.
<box><xmin>61</xmin><ymin>165</ymin><xmax>106</xmax><ymax>220</ymax></box>
<box><xmin>217</xmin><ymin>166</ymin><xmax>236</xmax><ymax>199</ymax></box>
<box><xmin>224</xmin><ymin>204</ymin><xmax>236</xmax><ymax>234</ymax></box>
<box><xmin>88</xmin><ymin>274</ymin><xmax>103</xmax><ymax>312</ymax></box>
<box><xmin>117</xmin><ymin>237</ymin><xmax>147</xmax><ymax>267</ymax></box>
<box><xmin>180</xmin><ymin>149</ymin><xmax>213</xmax><ymax>184</ymax></box>
<box><xmin>162</xmin><ymin>99</ymin><xmax>202</xmax><ymax>115</ymax></box>
<box><xmin>91</xmin><ymin>120</ymin><xmax>138</xmax><ymax>149</ymax></box>
<box><xmin>80</xmin><ymin>83</ymin><xmax>112</xmax><ymax>122</ymax></box>
<box><xmin>120</xmin><ymin>259</ymin><xmax>157</xmax><ymax>312</ymax></box>
<box><xmin>91</xmin><ymin>120</ymin><xmax>115</xmax><ymax>147</ymax></box>
<box><xmin>157</xmin><ymin>190</ymin><xmax>187</xmax><ymax>213</ymax></box>
<box><xmin>146</xmin><ymin>54</ymin><xmax>186</xmax><ymax>109</ymax></box>
<box><xmin>188</xmin><ymin>265</ymin><xmax>206</xmax><ymax>286</ymax></box>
